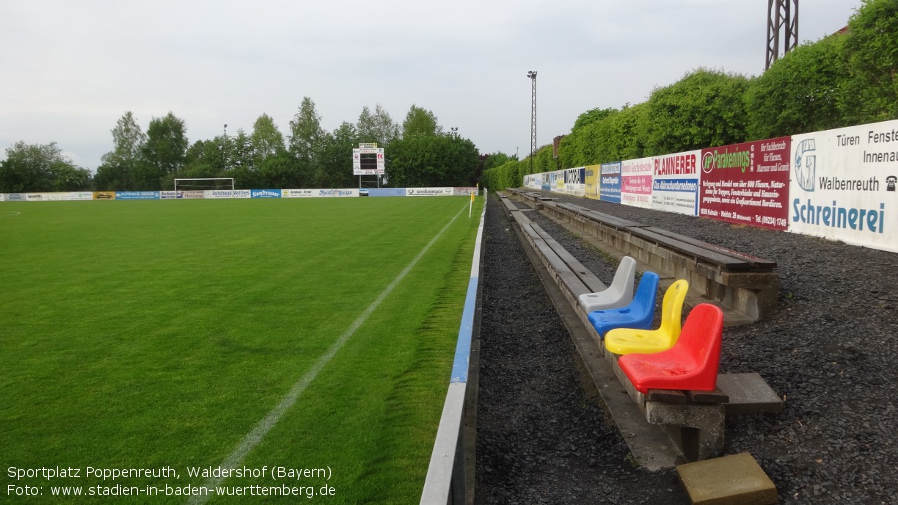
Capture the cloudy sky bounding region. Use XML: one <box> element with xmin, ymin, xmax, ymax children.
<box><xmin>1</xmin><ymin>0</ymin><xmax>860</xmax><ymax>171</ymax></box>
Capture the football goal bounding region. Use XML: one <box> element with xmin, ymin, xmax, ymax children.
<box><xmin>173</xmin><ymin>178</ymin><xmax>235</xmax><ymax>192</ymax></box>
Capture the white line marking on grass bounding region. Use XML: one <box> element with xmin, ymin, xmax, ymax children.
<box><xmin>187</xmin><ymin>203</ymin><xmax>469</xmax><ymax>505</ymax></box>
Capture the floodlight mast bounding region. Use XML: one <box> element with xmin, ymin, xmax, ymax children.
<box><xmin>527</xmin><ymin>70</ymin><xmax>537</xmax><ymax>174</ymax></box>
<box><xmin>766</xmin><ymin>0</ymin><xmax>798</xmax><ymax>70</ymax></box>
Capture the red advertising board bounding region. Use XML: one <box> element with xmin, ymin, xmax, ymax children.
<box><xmin>699</xmin><ymin>137</ymin><xmax>791</xmax><ymax>230</ymax></box>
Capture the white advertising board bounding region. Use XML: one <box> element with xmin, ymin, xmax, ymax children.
<box><xmin>282</xmin><ymin>189</ymin><xmax>359</xmax><ymax>198</ymax></box>
<box><xmin>406</xmin><ymin>187</ymin><xmax>454</xmax><ymax>196</ymax></box>
<box><xmin>620</xmin><ymin>157</ymin><xmax>653</xmax><ymax>209</ymax></box>
<box><xmin>790</xmin><ymin>120</ymin><xmax>898</xmax><ymax>252</ymax></box>
<box><xmin>651</xmin><ymin>150</ymin><xmax>701</xmax><ymax>216</ymax></box>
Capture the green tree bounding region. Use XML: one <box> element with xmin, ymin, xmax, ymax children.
<box><xmin>289</xmin><ymin>97</ymin><xmax>324</xmax><ymax>161</ymax></box>
<box><xmin>316</xmin><ymin>122</ymin><xmax>359</xmax><ymax>188</ymax></box>
<box><xmin>357</xmin><ymin>104</ymin><xmax>399</xmax><ymax>147</ymax></box>
<box><xmin>645</xmin><ymin>68</ymin><xmax>750</xmax><ymax>155</ymax></box>
<box><xmin>387</xmin><ymin>134</ymin><xmax>479</xmax><ymax>187</ymax></box>
<box><xmin>289</xmin><ymin>97</ymin><xmax>324</xmax><ymax>186</ymax></box>
<box><xmin>401</xmin><ymin>105</ymin><xmax>442</xmax><ymax>137</ymax></box>
<box><xmin>182</xmin><ymin>137</ymin><xmax>227</xmax><ymax>178</ymax></box>
<box><xmin>94</xmin><ymin>111</ymin><xmax>147</xmax><ymax>190</ymax></box>
<box><xmin>250</xmin><ymin>113</ymin><xmax>286</xmax><ymax>165</ymax></box>
<box><xmin>745</xmin><ymin>35</ymin><xmax>850</xmax><ymax>139</ymax></box>
<box><xmin>141</xmin><ymin>112</ymin><xmax>188</xmax><ymax>189</ymax></box>
<box><xmin>572</xmin><ymin>107</ymin><xmax>617</xmax><ymax>131</ymax></box>
<box><xmin>0</xmin><ymin>141</ymin><xmax>91</xmax><ymax>192</ymax></box>
<box><xmin>842</xmin><ymin>0</ymin><xmax>898</xmax><ymax>122</ymax></box>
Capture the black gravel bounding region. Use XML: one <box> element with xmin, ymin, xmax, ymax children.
<box><xmin>474</xmin><ymin>192</ymin><xmax>898</xmax><ymax>505</ymax></box>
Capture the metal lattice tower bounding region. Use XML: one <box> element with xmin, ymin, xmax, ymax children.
<box><xmin>527</xmin><ymin>70</ymin><xmax>537</xmax><ymax>173</ymax></box>
<box><xmin>766</xmin><ymin>0</ymin><xmax>799</xmax><ymax>70</ymax></box>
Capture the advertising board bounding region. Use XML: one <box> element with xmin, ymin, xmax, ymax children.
<box><xmin>564</xmin><ymin>167</ymin><xmax>586</xmax><ymax>196</ymax></box>
<box><xmin>599</xmin><ymin>162</ymin><xmax>621</xmax><ymax>203</ymax></box>
<box><xmin>699</xmin><ymin>138</ymin><xmax>790</xmax><ymax>230</ymax></box>
<box><xmin>620</xmin><ymin>157</ymin><xmax>653</xmax><ymax>209</ymax></box>
<box><xmin>406</xmin><ymin>187</ymin><xmax>454</xmax><ymax>196</ymax></box>
<box><xmin>651</xmin><ymin>150</ymin><xmax>701</xmax><ymax>216</ymax></box>
<box><xmin>584</xmin><ymin>165</ymin><xmax>600</xmax><ymax>200</ymax></box>
<box><xmin>790</xmin><ymin>120</ymin><xmax>898</xmax><ymax>252</ymax></box>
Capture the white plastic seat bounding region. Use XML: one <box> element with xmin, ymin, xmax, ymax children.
<box><xmin>578</xmin><ymin>256</ymin><xmax>636</xmax><ymax>313</ymax></box>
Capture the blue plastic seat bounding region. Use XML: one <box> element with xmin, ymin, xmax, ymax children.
<box><xmin>587</xmin><ymin>271</ymin><xmax>660</xmax><ymax>339</ymax></box>
<box><xmin>578</xmin><ymin>256</ymin><xmax>637</xmax><ymax>313</ymax></box>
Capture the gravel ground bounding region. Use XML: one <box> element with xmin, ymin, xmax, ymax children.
<box><xmin>474</xmin><ymin>192</ymin><xmax>898</xmax><ymax>505</ymax></box>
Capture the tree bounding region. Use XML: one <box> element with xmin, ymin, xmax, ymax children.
<box><xmin>140</xmin><ymin>112</ymin><xmax>188</xmax><ymax>189</ymax></box>
<box><xmin>289</xmin><ymin>97</ymin><xmax>324</xmax><ymax>162</ymax></box>
<box><xmin>316</xmin><ymin>122</ymin><xmax>359</xmax><ymax>188</ymax></box>
<box><xmin>288</xmin><ymin>97</ymin><xmax>324</xmax><ymax>186</ymax></box>
<box><xmin>94</xmin><ymin>111</ymin><xmax>147</xmax><ymax>190</ymax></box>
<box><xmin>644</xmin><ymin>68</ymin><xmax>750</xmax><ymax>155</ymax></box>
<box><xmin>572</xmin><ymin>107</ymin><xmax>617</xmax><ymax>131</ymax></box>
<box><xmin>401</xmin><ymin>105</ymin><xmax>442</xmax><ymax>137</ymax></box>
<box><xmin>0</xmin><ymin>141</ymin><xmax>91</xmax><ymax>192</ymax></box>
<box><xmin>182</xmin><ymin>137</ymin><xmax>227</xmax><ymax>178</ymax></box>
<box><xmin>842</xmin><ymin>0</ymin><xmax>898</xmax><ymax>122</ymax></box>
<box><xmin>357</xmin><ymin>104</ymin><xmax>399</xmax><ymax>147</ymax></box>
<box><xmin>250</xmin><ymin>113</ymin><xmax>285</xmax><ymax>165</ymax></box>
<box><xmin>745</xmin><ymin>35</ymin><xmax>850</xmax><ymax>140</ymax></box>
<box><xmin>387</xmin><ymin>134</ymin><xmax>479</xmax><ymax>187</ymax></box>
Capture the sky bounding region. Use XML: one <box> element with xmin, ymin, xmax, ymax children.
<box><xmin>0</xmin><ymin>0</ymin><xmax>861</xmax><ymax>171</ymax></box>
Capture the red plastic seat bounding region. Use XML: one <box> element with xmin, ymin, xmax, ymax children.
<box><xmin>618</xmin><ymin>304</ymin><xmax>724</xmax><ymax>394</ymax></box>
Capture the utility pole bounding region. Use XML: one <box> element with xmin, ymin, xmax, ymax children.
<box><xmin>527</xmin><ymin>70</ymin><xmax>537</xmax><ymax>174</ymax></box>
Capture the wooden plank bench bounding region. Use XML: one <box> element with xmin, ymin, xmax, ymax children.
<box><xmin>518</xmin><ymin>193</ymin><xmax>780</xmax><ymax>323</ymax></box>
<box><xmin>508</xmin><ymin>210</ymin><xmax>607</xmax><ymax>304</ymax></box>
<box><xmin>635</xmin><ymin>227</ymin><xmax>776</xmax><ymax>272</ymax></box>
<box><xmin>497</xmin><ymin>192</ymin><xmax>784</xmax><ymax>465</ymax></box>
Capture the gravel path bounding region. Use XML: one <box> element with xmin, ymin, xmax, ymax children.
<box><xmin>474</xmin><ymin>192</ymin><xmax>898</xmax><ymax>505</ymax></box>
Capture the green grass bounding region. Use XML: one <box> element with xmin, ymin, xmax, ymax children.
<box><xmin>0</xmin><ymin>197</ymin><xmax>483</xmax><ymax>504</ymax></box>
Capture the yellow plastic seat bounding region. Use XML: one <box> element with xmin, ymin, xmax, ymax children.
<box><xmin>604</xmin><ymin>279</ymin><xmax>689</xmax><ymax>355</ymax></box>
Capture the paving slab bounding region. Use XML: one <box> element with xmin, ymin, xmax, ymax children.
<box><xmin>677</xmin><ymin>453</ymin><xmax>778</xmax><ymax>505</ymax></box>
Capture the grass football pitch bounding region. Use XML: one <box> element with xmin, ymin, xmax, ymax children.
<box><xmin>0</xmin><ymin>196</ymin><xmax>483</xmax><ymax>503</ymax></box>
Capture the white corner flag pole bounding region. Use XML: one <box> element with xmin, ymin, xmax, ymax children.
<box><xmin>469</xmin><ymin>185</ymin><xmax>476</xmax><ymax>218</ymax></box>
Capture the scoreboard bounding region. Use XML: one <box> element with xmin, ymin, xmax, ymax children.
<box><xmin>353</xmin><ymin>143</ymin><xmax>385</xmax><ymax>175</ymax></box>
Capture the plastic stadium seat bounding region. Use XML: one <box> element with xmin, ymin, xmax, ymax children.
<box><xmin>603</xmin><ymin>279</ymin><xmax>689</xmax><ymax>355</ymax></box>
<box><xmin>578</xmin><ymin>256</ymin><xmax>637</xmax><ymax>313</ymax></box>
<box><xmin>587</xmin><ymin>271</ymin><xmax>659</xmax><ymax>338</ymax></box>
<box><xmin>618</xmin><ymin>303</ymin><xmax>725</xmax><ymax>394</ymax></box>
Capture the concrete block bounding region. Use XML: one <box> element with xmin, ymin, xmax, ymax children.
<box><xmin>645</xmin><ymin>402</ymin><xmax>726</xmax><ymax>460</ymax></box>
<box><xmin>717</xmin><ymin>373</ymin><xmax>784</xmax><ymax>417</ymax></box>
<box><xmin>677</xmin><ymin>453</ymin><xmax>779</xmax><ymax>505</ymax></box>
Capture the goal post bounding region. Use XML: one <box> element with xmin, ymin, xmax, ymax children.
<box><xmin>173</xmin><ymin>178</ymin><xmax>235</xmax><ymax>192</ymax></box>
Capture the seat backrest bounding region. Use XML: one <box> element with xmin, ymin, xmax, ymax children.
<box><xmin>630</xmin><ymin>271</ymin><xmax>660</xmax><ymax>314</ymax></box>
<box><xmin>676</xmin><ymin>303</ymin><xmax>724</xmax><ymax>373</ymax></box>
<box><xmin>608</xmin><ymin>256</ymin><xmax>636</xmax><ymax>300</ymax></box>
<box><xmin>658</xmin><ymin>279</ymin><xmax>689</xmax><ymax>337</ymax></box>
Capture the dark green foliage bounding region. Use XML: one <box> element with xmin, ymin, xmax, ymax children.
<box><xmin>387</xmin><ymin>134</ymin><xmax>480</xmax><ymax>187</ymax></box>
<box><xmin>842</xmin><ymin>0</ymin><xmax>898</xmax><ymax>122</ymax></box>
<box><xmin>0</xmin><ymin>141</ymin><xmax>91</xmax><ymax>192</ymax></box>
<box><xmin>644</xmin><ymin>69</ymin><xmax>750</xmax><ymax>155</ymax></box>
<box><xmin>746</xmin><ymin>35</ymin><xmax>850</xmax><ymax>139</ymax></box>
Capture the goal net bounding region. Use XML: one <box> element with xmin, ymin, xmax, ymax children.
<box><xmin>173</xmin><ymin>178</ymin><xmax>235</xmax><ymax>191</ymax></box>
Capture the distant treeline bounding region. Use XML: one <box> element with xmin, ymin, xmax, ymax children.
<box><xmin>0</xmin><ymin>100</ymin><xmax>482</xmax><ymax>193</ymax></box>
<box><xmin>483</xmin><ymin>0</ymin><xmax>898</xmax><ymax>190</ymax></box>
